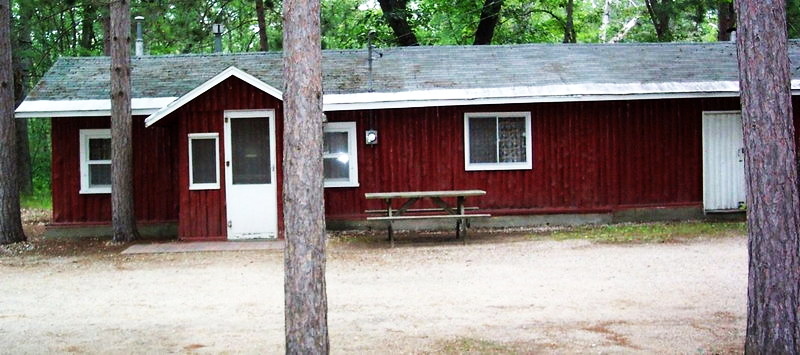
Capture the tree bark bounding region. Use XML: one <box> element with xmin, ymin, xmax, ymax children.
<box><xmin>110</xmin><ymin>0</ymin><xmax>139</xmax><ymax>243</ymax></box>
<box><xmin>599</xmin><ymin>0</ymin><xmax>611</xmax><ymax>42</ymax></box>
<box><xmin>255</xmin><ymin>0</ymin><xmax>269</xmax><ymax>51</ymax></box>
<box><xmin>282</xmin><ymin>0</ymin><xmax>329</xmax><ymax>350</ymax></box>
<box><xmin>563</xmin><ymin>0</ymin><xmax>576</xmax><ymax>43</ymax></box>
<box><xmin>377</xmin><ymin>0</ymin><xmax>419</xmax><ymax>46</ymax></box>
<box><xmin>102</xmin><ymin>8</ymin><xmax>111</xmax><ymax>56</ymax></box>
<box><xmin>81</xmin><ymin>1</ymin><xmax>97</xmax><ymax>51</ymax></box>
<box><xmin>0</xmin><ymin>0</ymin><xmax>26</xmax><ymax>245</ymax></box>
<box><xmin>717</xmin><ymin>0</ymin><xmax>735</xmax><ymax>41</ymax></box>
<box><xmin>644</xmin><ymin>0</ymin><xmax>673</xmax><ymax>41</ymax></box>
<box><xmin>473</xmin><ymin>0</ymin><xmax>503</xmax><ymax>45</ymax></box>
<box><xmin>735</xmin><ymin>0</ymin><xmax>800</xmax><ymax>352</ymax></box>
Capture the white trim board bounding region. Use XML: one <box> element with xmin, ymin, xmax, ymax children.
<box><xmin>144</xmin><ymin>66</ymin><xmax>283</xmax><ymax>127</ymax></box>
<box><xmin>15</xmin><ymin>97</ymin><xmax>177</xmax><ymax>118</ymax></box>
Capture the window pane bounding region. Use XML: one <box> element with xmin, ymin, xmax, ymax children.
<box><xmin>324</xmin><ymin>158</ymin><xmax>349</xmax><ymax>180</ymax></box>
<box><xmin>468</xmin><ymin>116</ymin><xmax>498</xmax><ymax>163</ymax></box>
<box><xmin>323</xmin><ymin>132</ymin><xmax>348</xmax><ymax>154</ymax></box>
<box><xmin>231</xmin><ymin>118</ymin><xmax>270</xmax><ymax>184</ymax></box>
<box><xmin>498</xmin><ymin>117</ymin><xmax>527</xmax><ymax>163</ymax></box>
<box><xmin>89</xmin><ymin>164</ymin><xmax>111</xmax><ymax>187</ymax></box>
<box><xmin>89</xmin><ymin>138</ymin><xmax>111</xmax><ymax>160</ymax></box>
<box><xmin>191</xmin><ymin>138</ymin><xmax>217</xmax><ymax>184</ymax></box>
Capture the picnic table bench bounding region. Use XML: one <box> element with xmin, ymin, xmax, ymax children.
<box><xmin>364</xmin><ymin>190</ymin><xmax>491</xmax><ymax>247</ymax></box>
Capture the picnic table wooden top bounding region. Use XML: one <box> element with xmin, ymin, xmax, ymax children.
<box><xmin>364</xmin><ymin>190</ymin><xmax>487</xmax><ymax>199</ymax></box>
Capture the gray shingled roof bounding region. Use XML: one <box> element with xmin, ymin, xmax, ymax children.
<box><xmin>27</xmin><ymin>40</ymin><xmax>800</xmax><ymax>101</ymax></box>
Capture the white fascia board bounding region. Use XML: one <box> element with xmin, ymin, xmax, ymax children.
<box><xmin>15</xmin><ymin>97</ymin><xmax>177</xmax><ymax>118</ymax></box>
<box><xmin>144</xmin><ymin>66</ymin><xmax>283</xmax><ymax>127</ymax></box>
<box><xmin>323</xmin><ymin>80</ymin><xmax>800</xmax><ymax>111</ymax></box>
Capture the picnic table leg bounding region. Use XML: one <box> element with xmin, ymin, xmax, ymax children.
<box><xmin>457</xmin><ymin>196</ymin><xmax>467</xmax><ymax>244</ymax></box>
<box><xmin>388</xmin><ymin>221</ymin><xmax>394</xmax><ymax>248</ymax></box>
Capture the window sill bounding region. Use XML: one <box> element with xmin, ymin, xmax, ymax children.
<box><xmin>189</xmin><ymin>184</ymin><xmax>221</xmax><ymax>191</ymax></box>
<box><xmin>324</xmin><ymin>181</ymin><xmax>360</xmax><ymax>188</ymax></box>
<box><xmin>465</xmin><ymin>162</ymin><xmax>532</xmax><ymax>171</ymax></box>
<box><xmin>79</xmin><ymin>188</ymin><xmax>111</xmax><ymax>195</ymax></box>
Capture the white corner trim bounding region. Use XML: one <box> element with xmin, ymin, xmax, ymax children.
<box><xmin>145</xmin><ymin>66</ymin><xmax>283</xmax><ymax>127</ymax></box>
<box><xmin>15</xmin><ymin>97</ymin><xmax>177</xmax><ymax>118</ymax></box>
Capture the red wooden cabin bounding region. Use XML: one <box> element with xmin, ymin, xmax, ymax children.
<box><xmin>16</xmin><ymin>42</ymin><xmax>800</xmax><ymax>240</ymax></box>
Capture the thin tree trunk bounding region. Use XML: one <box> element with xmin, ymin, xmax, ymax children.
<box><xmin>377</xmin><ymin>0</ymin><xmax>419</xmax><ymax>46</ymax></box>
<box><xmin>644</xmin><ymin>0</ymin><xmax>673</xmax><ymax>41</ymax></box>
<box><xmin>717</xmin><ymin>0</ymin><xmax>735</xmax><ymax>41</ymax></box>
<box><xmin>255</xmin><ymin>0</ymin><xmax>269</xmax><ymax>51</ymax></box>
<box><xmin>0</xmin><ymin>0</ymin><xmax>26</xmax><ymax>245</ymax></box>
<box><xmin>609</xmin><ymin>16</ymin><xmax>639</xmax><ymax>43</ymax></box>
<box><xmin>473</xmin><ymin>0</ymin><xmax>503</xmax><ymax>45</ymax></box>
<box><xmin>282</xmin><ymin>0</ymin><xmax>328</xmax><ymax>349</ymax></box>
<box><xmin>110</xmin><ymin>0</ymin><xmax>139</xmax><ymax>243</ymax></box>
<box><xmin>563</xmin><ymin>0</ymin><xmax>576</xmax><ymax>43</ymax></box>
<box><xmin>102</xmin><ymin>8</ymin><xmax>111</xmax><ymax>56</ymax></box>
<box><xmin>81</xmin><ymin>1</ymin><xmax>97</xmax><ymax>51</ymax></box>
<box><xmin>735</xmin><ymin>0</ymin><xmax>800</xmax><ymax>352</ymax></box>
<box><xmin>600</xmin><ymin>0</ymin><xmax>612</xmax><ymax>42</ymax></box>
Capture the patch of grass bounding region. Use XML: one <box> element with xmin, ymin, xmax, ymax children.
<box><xmin>536</xmin><ymin>221</ymin><xmax>746</xmax><ymax>244</ymax></box>
<box><xmin>435</xmin><ymin>337</ymin><xmax>518</xmax><ymax>354</ymax></box>
<box><xmin>21</xmin><ymin>190</ymin><xmax>52</xmax><ymax>210</ymax></box>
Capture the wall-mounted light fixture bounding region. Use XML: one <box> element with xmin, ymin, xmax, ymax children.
<box><xmin>365</xmin><ymin>130</ymin><xmax>378</xmax><ymax>145</ymax></box>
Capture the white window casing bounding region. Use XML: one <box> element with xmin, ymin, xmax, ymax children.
<box><xmin>464</xmin><ymin>112</ymin><xmax>533</xmax><ymax>171</ymax></box>
<box><xmin>188</xmin><ymin>133</ymin><xmax>221</xmax><ymax>190</ymax></box>
<box><xmin>79</xmin><ymin>129</ymin><xmax>112</xmax><ymax>194</ymax></box>
<box><xmin>323</xmin><ymin>122</ymin><xmax>359</xmax><ymax>188</ymax></box>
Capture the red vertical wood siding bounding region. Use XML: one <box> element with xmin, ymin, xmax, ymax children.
<box><xmin>168</xmin><ymin>77</ymin><xmax>284</xmax><ymax>240</ymax></box>
<box><xmin>50</xmin><ymin>116</ymin><xmax>178</xmax><ymax>224</ymax></box>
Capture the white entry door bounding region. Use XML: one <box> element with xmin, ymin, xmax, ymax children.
<box><xmin>702</xmin><ymin>111</ymin><xmax>746</xmax><ymax>211</ymax></box>
<box><xmin>224</xmin><ymin>110</ymin><xmax>278</xmax><ymax>239</ymax></box>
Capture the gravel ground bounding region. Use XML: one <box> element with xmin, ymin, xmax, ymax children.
<box><xmin>0</xmin><ymin>235</ymin><xmax>746</xmax><ymax>354</ymax></box>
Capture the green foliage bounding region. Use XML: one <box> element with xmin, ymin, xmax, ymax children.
<box><xmin>23</xmin><ymin>118</ymin><xmax>52</xmax><ymax>209</ymax></box>
<box><xmin>539</xmin><ymin>221</ymin><xmax>746</xmax><ymax>243</ymax></box>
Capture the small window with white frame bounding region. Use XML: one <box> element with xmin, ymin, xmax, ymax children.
<box><xmin>79</xmin><ymin>129</ymin><xmax>112</xmax><ymax>194</ymax></box>
<box><xmin>323</xmin><ymin>122</ymin><xmax>359</xmax><ymax>187</ymax></box>
<box><xmin>188</xmin><ymin>133</ymin><xmax>220</xmax><ymax>190</ymax></box>
<box><xmin>464</xmin><ymin>112</ymin><xmax>533</xmax><ymax>171</ymax></box>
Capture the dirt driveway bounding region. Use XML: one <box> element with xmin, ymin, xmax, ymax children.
<box><xmin>0</xmin><ymin>235</ymin><xmax>746</xmax><ymax>353</ymax></box>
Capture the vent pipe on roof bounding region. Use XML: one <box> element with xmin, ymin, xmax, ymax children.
<box><xmin>212</xmin><ymin>24</ymin><xmax>224</xmax><ymax>53</ymax></box>
<box><xmin>135</xmin><ymin>16</ymin><xmax>145</xmax><ymax>57</ymax></box>
<box><xmin>728</xmin><ymin>27</ymin><xmax>736</xmax><ymax>42</ymax></box>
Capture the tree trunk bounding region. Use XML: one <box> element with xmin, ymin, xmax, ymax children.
<box><xmin>644</xmin><ymin>0</ymin><xmax>673</xmax><ymax>41</ymax></box>
<box><xmin>377</xmin><ymin>0</ymin><xmax>419</xmax><ymax>46</ymax></box>
<box><xmin>563</xmin><ymin>0</ymin><xmax>576</xmax><ymax>43</ymax></box>
<box><xmin>255</xmin><ymin>0</ymin><xmax>269</xmax><ymax>51</ymax></box>
<box><xmin>110</xmin><ymin>0</ymin><xmax>139</xmax><ymax>243</ymax></box>
<box><xmin>282</xmin><ymin>0</ymin><xmax>329</xmax><ymax>350</ymax></box>
<box><xmin>81</xmin><ymin>1</ymin><xmax>97</xmax><ymax>51</ymax></box>
<box><xmin>0</xmin><ymin>0</ymin><xmax>26</xmax><ymax>245</ymax></box>
<box><xmin>717</xmin><ymin>0</ymin><xmax>735</xmax><ymax>41</ymax></box>
<box><xmin>102</xmin><ymin>8</ymin><xmax>111</xmax><ymax>56</ymax></box>
<box><xmin>735</xmin><ymin>0</ymin><xmax>800</xmax><ymax>352</ymax></box>
<box><xmin>599</xmin><ymin>0</ymin><xmax>611</xmax><ymax>42</ymax></box>
<box><xmin>473</xmin><ymin>0</ymin><xmax>503</xmax><ymax>45</ymax></box>
<box><xmin>13</xmin><ymin>1</ymin><xmax>32</xmax><ymax>196</ymax></box>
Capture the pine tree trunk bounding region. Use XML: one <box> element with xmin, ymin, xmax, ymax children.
<box><xmin>255</xmin><ymin>0</ymin><xmax>269</xmax><ymax>51</ymax></box>
<box><xmin>282</xmin><ymin>0</ymin><xmax>329</xmax><ymax>349</ymax></box>
<box><xmin>110</xmin><ymin>0</ymin><xmax>139</xmax><ymax>243</ymax></box>
<box><xmin>377</xmin><ymin>0</ymin><xmax>419</xmax><ymax>46</ymax></box>
<box><xmin>717</xmin><ymin>0</ymin><xmax>735</xmax><ymax>41</ymax></box>
<box><xmin>81</xmin><ymin>2</ymin><xmax>97</xmax><ymax>51</ymax></box>
<box><xmin>735</xmin><ymin>0</ymin><xmax>800</xmax><ymax>352</ymax></box>
<box><xmin>473</xmin><ymin>0</ymin><xmax>503</xmax><ymax>45</ymax></box>
<box><xmin>563</xmin><ymin>0</ymin><xmax>576</xmax><ymax>43</ymax></box>
<box><xmin>0</xmin><ymin>0</ymin><xmax>26</xmax><ymax>245</ymax></box>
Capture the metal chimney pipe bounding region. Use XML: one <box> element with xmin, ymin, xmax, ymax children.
<box><xmin>367</xmin><ymin>30</ymin><xmax>376</xmax><ymax>92</ymax></box>
<box><xmin>135</xmin><ymin>16</ymin><xmax>144</xmax><ymax>57</ymax></box>
<box><xmin>212</xmin><ymin>24</ymin><xmax>224</xmax><ymax>53</ymax></box>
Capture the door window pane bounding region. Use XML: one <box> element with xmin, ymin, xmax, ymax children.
<box><xmin>190</xmin><ymin>137</ymin><xmax>218</xmax><ymax>185</ymax></box>
<box><xmin>231</xmin><ymin>118</ymin><xmax>271</xmax><ymax>184</ymax></box>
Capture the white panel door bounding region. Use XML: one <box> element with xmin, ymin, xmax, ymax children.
<box><xmin>702</xmin><ymin>111</ymin><xmax>746</xmax><ymax>211</ymax></box>
<box><xmin>224</xmin><ymin>110</ymin><xmax>278</xmax><ymax>239</ymax></box>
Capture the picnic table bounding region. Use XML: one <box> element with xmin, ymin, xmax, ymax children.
<box><xmin>364</xmin><ymin>190</ymin><xmax>491</xmax><ymax>247</ymax></box>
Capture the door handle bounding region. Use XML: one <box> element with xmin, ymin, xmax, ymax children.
<box><xmin>226</xmin><ymin>161</ymin><xmax>231</xmax><ymax>167</ymax></box>
<box><xmin>227</xmin><ymin>220</ymin><xmax>232</xmax><ymax>228</ymax></box>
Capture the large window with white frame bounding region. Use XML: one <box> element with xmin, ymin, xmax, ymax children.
<box><xmin>79</xmin><ymin>129</ymin><xmax>112</xmax><ymax>194</ymax></box>
<box><xmin>188</xmin><ymin>133</ymin><xmax>220</xmax><ymax>190</ymax></box>
<box><xmin>464</xmin><ymin>112</ymin><xmax>532</xmax><ymax>171</ymax></box>
<box><xmin>323</xmin><ymin>122</ymin><xmax>359</xmax><ymax>187</ymax></box>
